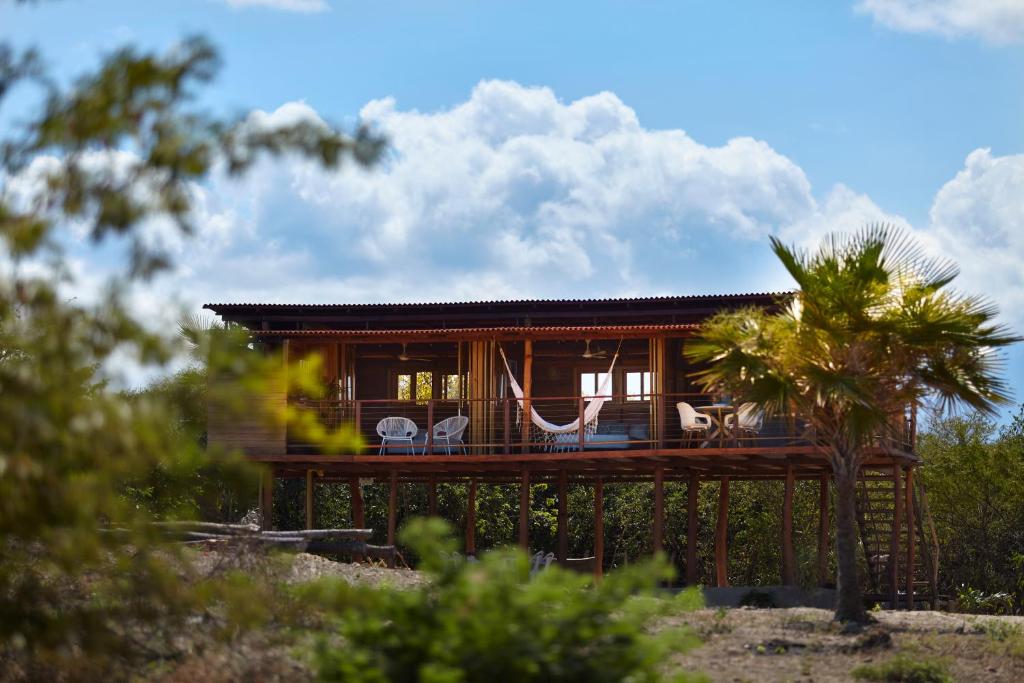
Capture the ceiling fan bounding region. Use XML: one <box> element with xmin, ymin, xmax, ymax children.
<box><xmin>581</xmin><ymin>339</ymin><xmax>608</xmax><ymax>359</ymax></box>
<box><xmin>397</xmin><ymin>343</ymin><xmax>431</xmax><ymax>362</ymax></box>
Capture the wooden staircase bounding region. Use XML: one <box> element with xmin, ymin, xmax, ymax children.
<box><xmin>855</xmin><ymin>466</ymin><xmax>939</xmax><ymax>609</ymax></box>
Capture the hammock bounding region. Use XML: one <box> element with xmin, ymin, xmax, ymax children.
<box><xmin>497</xmin><ymin>341</ymin><xmax>622</xmax><ymax>436</ymax></box>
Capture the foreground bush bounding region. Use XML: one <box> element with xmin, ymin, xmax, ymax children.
<box><xmin>304</xmin><ymin>519</ymin><xmax>706</xmax><ymax>683</ymax></box>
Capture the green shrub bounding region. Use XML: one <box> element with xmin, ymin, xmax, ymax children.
<box><xmin>955</xmin><ymin>586</ymin><xmax>1016</xmax><ymax>615</ymax></box>
<box><xmin>304</xmin><ymin>518</ymin><xmax>707</xmax><ymax>682</ymax></box>
<box><xmin>851</xmin><ymin>655</ymin><xmax>953</xmax><ymax>683</ymax></box>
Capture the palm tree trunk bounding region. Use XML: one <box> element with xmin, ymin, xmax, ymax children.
<box><xmin>833</xmin><ymin>461</ymin><xmax>868</xmax><ymax>623</ymax></box>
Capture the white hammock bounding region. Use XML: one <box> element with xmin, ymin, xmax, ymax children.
<box><xmin>498</xmin><ymin>344</ymin><xmax>621</xmax><ymax>435</ymax></box>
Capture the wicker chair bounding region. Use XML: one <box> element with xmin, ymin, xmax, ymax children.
<box><xmin>376</xmin><ymin>416</ymin><xmax>418</xmax><ymax>454</ymax></box>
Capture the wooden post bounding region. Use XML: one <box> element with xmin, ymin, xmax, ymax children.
<box><xmin>905</xmin><ymin>467</ymin><xmax>916</xmax><ymax>610</ymax></box>
<box><xmin>354</xmin><ymin>401</ymin><xmax>362</xmax><ymax>453</ymax></box>
<box><xmin>782</xmin><ymin>464</ymin><xmax>796</xmax><ymax>585</ymax></box>
<box><xmin>686</xmin><ymin>474</ymin><xmax>699</xmax><ymax>584</ymax></box>
<box><xmin>428</xmin><ymin>476</ymin><xmax>438</xmax><ymax>517</ymax></box>
<box><xmin>653</xmin><ymin>466</ymin><xmax>664</xmax><ymax>555</ymax></box>
<box><xmin>715</xmin><ymin>477</ymin><xmax>729</xmax><ymax>587</ymax></box>
<box><xmin>260</xmin><ymin>466</ymin><xmax>274</xmax><ymax>531</ymax></box>
<box><xmin>890</xmin><ymin>463</ymin><xmax>903</xmax><ymax>608</ymax></box>
<box><xmin>520</xmin><ymin>340</ymin><xmax>532</xmax><ymax>453</ymax></box>
<box><xmin>387</xmin><ymin>470</ymin><xmax>398</xmax><ymax>546</ymax></box>
<box><xmin>503</xmin><ymin>399</ymin><xmax>511</xmax><ymax>454</ymax></box>
<box><xmin>817</xmin><ymin>473</ymin><xmax>830</xmax><ymax>587</ymax></box>
<box><xmin>350</xmin><ymin>478</ymin><xmax>365</xmax><ymax>528</ymax></box>
<box><xmin>557</xmin><ymin>469</ymin><xmax>568</xmax><ymax>563</ymax></box>
<box><xmin>519</xmin><ymin>469</ymin><xmax>530</xmax><ymax>550</ymax></box>
<box><xmin>305</xmin><ymin>469</ymin><xmax>315</xmax><ymax>530</ymax></box>
<box><xmin>578</xmin><ymin>397</ymin><xmax>586</xmax><ymax>453</ymax></box>
<box><xmin>594</xmin><ymin>478</ymin><xmax>604</xmax><ymax>581</ymax></box>
<box><xmin>466</xmin><ymin>479</ymin><xmax>477</xmax><ymax>556</ymax></box>
<box><xmin>426</xmin><ymin>399</ymin><xmax>434</xmax><ymax>455</ymax></box>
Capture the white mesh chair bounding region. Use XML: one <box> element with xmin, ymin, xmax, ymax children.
<box><xmin>725</xmin><ymin>403</ymin><xmax>764</xmax><ymax>445</ymax></box>
<box><xmin>376</xmin><ymin>416</ymin><xmax>418</xmax><ymax>455</ymax></box>
<box><xmin>430</xmin><ymin>415</ymin><xmax>469</xmax><ymax>455</ymax></box>
<box><xmin>676</xmin><ymin>402</ymin><xmax>712</xmax><ymax>448</ymax></box>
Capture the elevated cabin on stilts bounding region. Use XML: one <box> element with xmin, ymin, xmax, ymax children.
<box><xmin>205</xmin><ymin>294</ymin><xmax>938</xmax><ymax>609</ymax></box>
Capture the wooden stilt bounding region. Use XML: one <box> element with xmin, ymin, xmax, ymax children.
<box><xmin>521</xmin><ymin>340</ymin><xmax>532</xmax><ymax>453</ymax></box>
<box><xmin>890</xmin><ymin>463</ymin><xmax>903</xmax><ymax>609</ymax></box>
<box><xmin>466</xmin><ymin>479</ymin><xmax>477</xmax><ymax>556</ymax></box>
<box><xmin>519</xmin><ymin>469</ymin><xmax>530</xmax><ymax>550</ymax></box>
<box><xmin>817</xmin><ymin>473</ymin><xmax>830</xmax><ymax>587</ymax></box>
<box><xmin>686</xmin><ymin>474</ymin><xmax>699</xmax><ymax>584</ymax></box>
<box><xmin>428</xmin><ymin>476</ymin><xmax>438</xmax><ymax>517</ymax></box>
<box><xmin>715</xmin><ymin>477</ymin><xmax>729</xmax><ymax>587</ymax></box>
<box><xmin>905</xmin><ymin>467</ymin><xmax>916</xmax><ymax>610</ymax></box>
<box><xmin>557</xmin><ymin>469</ymin><xmax>568</xmax><ymax>563</ymax></box>
<box><xmin>305</xmin><ymin>469</ymin><xmax>315</xmax><ymax>530</ymax></box>
<box><xmin>260</xmin><ymin>467</ymin><xmax>274</xmax><ymax>531</ymax></box>
<box><xmin>653</xmin><ymin>466</ymin><xmax>664</xmax><ymax>555</ymax></box>
<box><xmin>594</xmin><ymin>478</ymin><xmax>604</xmax><ymax>581</ymax></box>
<box><xmin>350</xmin><ymin>478</ymin><xmax>365</xmax><ymax>528</ymax></box>
<box><xmin>782</xmin><ymin>464</ymin><xmax>796</xmax><ymax>585</ymax></box>
<box><xmin>387</xmin><ymin>470</ymin><xmax>398</xmax><ymax>546</ymax></box>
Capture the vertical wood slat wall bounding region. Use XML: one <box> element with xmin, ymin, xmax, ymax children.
<box><xmin>648</xmin><ymin>337</ymin><xmax>666</xmax><ymax>448</ymax></box>
<box><xmin>468</xmin><ymin>340</ymin><xmax>497</xmax><ymax>454</ymax></box>
<box><xmin>207</xmin><ymin>341</ymin><xmax>287</xmax><ymax>456</ymax></box>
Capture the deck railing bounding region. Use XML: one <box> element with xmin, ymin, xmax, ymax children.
<box><xmin>287</xmin><ymin>393</ymin><xmax>914</xmax><ymax>456</ymax></box>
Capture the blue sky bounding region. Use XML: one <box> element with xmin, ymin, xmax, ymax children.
<box><xmin>3</xmin><ymin>0</ymin><xmax>1023</xmax><ymax>414</ymax></box>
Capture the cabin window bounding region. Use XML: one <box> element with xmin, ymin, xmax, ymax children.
<box><xmin>579</xmin><ymin>371</ymin><xmax>611</xmax><ymax>398</ymax></box>
<box><xmin>625</xmin><ymin>371</ymin><xmax>652</xmax><ymax>401</ymax></box>
<box><xmin>395</xmin><ymin>372</ymin><xmax>434</xmax><ymax>403</ymax></box>
<box><xmin>441</xmin><ymin>373</ymin><xmax>465</xmax><ymax>400</ymax></box>
<box><xmin>396</xmin><ymin>373</ymin><xmax>413</xmax><ymax>400</ymax></box>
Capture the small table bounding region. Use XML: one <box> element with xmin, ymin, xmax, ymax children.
<box><xmin>699</xmin><ymin>404</ymin><xmax>735</xmax><ymax>448</ymax></box>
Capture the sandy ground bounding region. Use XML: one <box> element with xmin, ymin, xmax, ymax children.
<box><xmin>667</xmin><ymin>607</ymin><xmax>1024</xmax><ymax>682</ymax></box>
<box><xmin>143</xmin><ymin>554</ymin><xmax>1024</xmax><ymax>681</ymax></box>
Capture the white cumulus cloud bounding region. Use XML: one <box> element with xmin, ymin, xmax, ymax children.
<box><xmin>222</xmin><ymin>0</ymin><xmax>329</xmax><ymax>13</ymax></box>
<box><xmin>856</xmin><ymin>0</ymin><xmax>1024</xmax><ymax>44</ymax></box>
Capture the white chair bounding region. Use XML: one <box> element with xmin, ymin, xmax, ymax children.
<box><xmin>726</xmin><ymin>402</ymin><xmax>764</xmax><ymax>444</ymax></box>
<box><xmin>376</xmin><ymin>416</ymin><xmax>418</xmax><ymax>454</ymax></box>
<box><xmin>676</xmin><ymin>402</ymin><xmax>712</xmax><ymax>448</ymax></box>
<box><xmin>530</xmin><ymin>551</ymin><xmax>556</xmax><ymax>576</ymax></box>
<box><xmin>429</xmin><ymin>415</ymin><xmax>469</xmax><ymax>455</ymax></box>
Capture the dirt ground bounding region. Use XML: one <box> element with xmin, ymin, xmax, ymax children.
<box><xmin>667</xmin><ymin>607</ymin><xmax>1024</xmax><ymax>682</ymax></box>
<box><xmin>141</xmin><ymin>554</ymin><xmax>1024</xmax><ymax>681</ymax></box>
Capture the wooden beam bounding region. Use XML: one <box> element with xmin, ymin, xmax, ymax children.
<box><xmin>305</xmin><ymin>469</ymin><xmax>315</xmax><ymax>530</ymax></box>
<box><xmin>782</xmin><ymin>464</ymin><xmax>796</xmax><ymax>585</ymax></box>
<box><xmin>557</xmin><ymin>469</ymin><xmax>568</xmax><ymax>563</ymax></box>
<box><xmin>519</xmin><ymin>469</ymin><xmax>530</xmax><ymax>550</ymax></box>
<box><xmin>890</xmin><ymin>463</ymin><xmax>903</xmax><ymax>609</ymax></box>
<box><xmin>817</xmin><ymin>473</ymin><xmax>830</xmax><ymax>587</ymax></box>
<box><xmin>466</xmin><ymin>479</ymin><xmax>477</xmax><ymax>556</ymax></box>
<box><xmin>905</xmin><ymin>467</ymin><xmax>916</xmax><ymax>610</ymax></box>
<box><xmin>653</xmin><ymin>466</ymin><xmax>664</xmax><ymax>555</ymax></box>
<box><xmin>521</xmin><ymin>339</ymin><xmax>532</xmax><ymax>453</ymax></box>
<box><xmin>686</xmin><ymin>474</ymin><xmax>699</xmax><ymax>584</ymax></box>
<box><xmin>594</xmin><ymin>478</ymin><xmax>604</xmax><ymax>581</ymax></box>
<box><xmin>715</xmin><ymin>477</ymin><xmax>729</xmax><ymax>587</ymax></box>
<box><xmin>350</xmin><ymin>478</ymin><xmax>365</xmax><ymax>528</ymax></box>
<box><xmin>428</xmin><ymin>475</ymin><xmax>438</xmax><ymax>516</ymax></box>
<box><xmin>387</xmin><ymin>470</ymin><xmax>398</xmax><ymax>546</ymax></box>
<box><xmin>261</xmin><ymin>466</ymin><xmax>274</xmax><ymax>531</ymax></box>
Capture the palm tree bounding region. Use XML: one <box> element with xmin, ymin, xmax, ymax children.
<box><xmin>686</xmin><ymin>225</ymin><xmax>1019</xmax><ymax>622</ymax></box>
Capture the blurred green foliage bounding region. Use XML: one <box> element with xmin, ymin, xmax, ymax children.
<box><xmin>305</xmin><ymin>518</ymin><xmax>707</xmax><ymax>683</ymax></box>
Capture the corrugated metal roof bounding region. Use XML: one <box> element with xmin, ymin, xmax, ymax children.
<box><xmin>204</xmin><ymin>292</ymin><xmax>786</xmax><ymax>311</ymax></box>
<box><xmin>251</xmin><ymin>323</ymin><xmax>700</xmax><ymax>339</ymax></box>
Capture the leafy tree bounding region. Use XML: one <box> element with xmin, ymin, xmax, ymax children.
<box><xmin>0</xmin><ymin>26</ymin><xmax>380</xmax><ymax>675</ymax></box>
<box><xmin>686</xmin><ymin>226</ymin><xmax>1018</xmax><ymax>622</ymax></box>
<box><xmin>918</xmin><ymin>407</ymin><xmax>1024</xmax><ymax>606</ymax></box>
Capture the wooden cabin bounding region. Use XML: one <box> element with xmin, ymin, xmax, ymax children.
<box><xmin>205</xmin><ymin>294</ymin><xmax>936</xmax><ymax>606</ymax></box>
